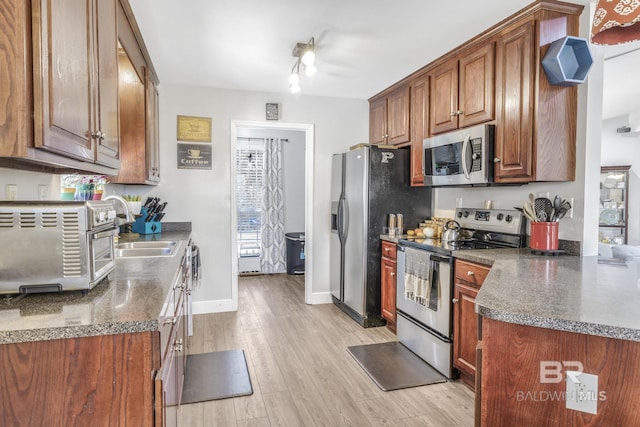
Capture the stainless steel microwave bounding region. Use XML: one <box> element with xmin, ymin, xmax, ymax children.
<box><xmin>423</xmin><ymin>123</ymin><xmax>495</xmax><ymax>187</ymax></box>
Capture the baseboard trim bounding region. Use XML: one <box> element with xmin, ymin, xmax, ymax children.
<box><xmin>192</xmin><ymin>299</ymin><xmax>237</xmax><ymax>314</ymax></box>
<box><xmin>308</xmin><ymin>291</ymin><xmax>333</xmax><ymax>305</ymax></box>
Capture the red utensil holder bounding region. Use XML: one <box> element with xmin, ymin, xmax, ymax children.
<box><xmin>530</xmin><ymin>222</ymin><xmax>559</xmax><ymax>251</ymax></box>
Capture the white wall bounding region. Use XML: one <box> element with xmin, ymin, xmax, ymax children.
<box><xmin>601</xmin><ymin>115</ymin><xmax>640</xmax><ymax>245</ymax></box>
<box><xmin>153</xmin><ymin>85</ymin><xmax>367</xmax><ymax>312</ymax></box>
<box><xmin>0</xmin><ymin>167</ymin><xmax>60</xmax><ymax>200</ymax></box>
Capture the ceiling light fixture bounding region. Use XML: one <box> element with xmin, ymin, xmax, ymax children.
<box><xmin>288</xmin><ymin>37</ymin><xmax>317</xmax><ymax>93</ymax></box>
<box><xmin>591</xmin><ymin>0</ymin><xmax>640</xmax><ymax>45</ymax></box>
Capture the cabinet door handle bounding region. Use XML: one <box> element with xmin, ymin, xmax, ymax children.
<box><xmin>493</xmin><ymin>158</ymin><xmax>501</xmax><ymax>163</ymax></box>
<box><xmin>457</xmin><ymin>110</ymin><xmax>464</xmax><ymax>115</ymax></box>
<box><xmin>99</xmin><ymin>132</ymin><xmax>106</xmax><ymax>141</ymax></box>
<box><xmin>450</xmin><ymin>111</ymin><xmax>457</xmax><ymax>117</ymax></box>
<box><xmin>467</xmin><ymin>271</ymin><xmax>474</xmax><ymax>276</ymax></box>
<box><xmin>91</xmin><ymin>131</ymin><xmax>100</xmax><ymax>139</ymax></box>
<box><xmin>390</xmin><ymin>272</ymin><xmax>396</xmax><ymax>277</ymax></box>
<box><xmin>384</xmin><ymin>247</ymin><xmax>390</xmax><ymax>252</ymax></box>
<box><xmin>452</xmin><ymin>298</ymin><xmax>459</xmax><ymax>304</ymax></box>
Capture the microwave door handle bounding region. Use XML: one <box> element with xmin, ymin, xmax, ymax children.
<box><xmin>461</xmin><ymin>134</ymin><xmax>471</xmax><ymax>180</ymax></box>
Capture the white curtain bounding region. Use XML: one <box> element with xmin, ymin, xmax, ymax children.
<box><xmin>260</xmin><ymin>138</ymin><xmax>286</xmax><ymax>273</ymax></box>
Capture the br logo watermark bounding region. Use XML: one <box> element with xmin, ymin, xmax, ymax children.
<box><xmin>515</xmin><ymin>361</ymin><xmax>605</xmax><ymax>414</ymax></box>
<box><xmin>540</xmin><ymin>361</ymin><xmax>584</xmax><ymax>383</ymax></box>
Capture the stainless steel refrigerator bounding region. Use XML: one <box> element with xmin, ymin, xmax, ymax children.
<box><xmin>330</xmin><ymin>146</ymin><xmax>432</xmax><ymax>327</ymax></box>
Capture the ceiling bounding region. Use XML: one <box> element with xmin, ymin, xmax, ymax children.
<box><xmin>128</xmin><ymin>0</ymin><xmax>591</xmax><ymax>100</ymax></box>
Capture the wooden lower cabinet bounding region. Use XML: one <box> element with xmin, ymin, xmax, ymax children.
<box><xmin>0</xmin><ymin>332</ymin><xmax>157</xmax><ymax>425</ymax></box>
<box><xmin>481</xmin><ymin>318</ymin><xmax>640</xmax><ymax>426</ymax></box>
<box><xmin>453</xmin><ymin>259</ymin><xmax>490</xmax><ymax>390</ymax></box>
<box><xmin>380</xmin><ymin>241</ymin><xmax>398</xmax><ymax>332</ymax></box>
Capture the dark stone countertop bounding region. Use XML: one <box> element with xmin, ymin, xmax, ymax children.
<box><xmin>0</xmin><ymin>231</ymin><xmax>191</xmax><ymax>344</ymax></box>
<box><xmin>453</xmin><ymin>249</ymin><xmax>640</xmax><ymax>342</ymax></box>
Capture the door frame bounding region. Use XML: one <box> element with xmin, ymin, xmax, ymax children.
<box><xmin>230</xmin><ymin>120</ymin><xmax>314</xmax><ymax>304</ymax></box>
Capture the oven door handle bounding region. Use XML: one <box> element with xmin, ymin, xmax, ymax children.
<box><xmin>428</xmin><ymin>259</ymin><xmax>439</xmax><ymax>311</ymax></box>
<box><xmin>91</xmin><ymin>227</ymin><xmax>119</xmax><ymax>240</ymax></box>
<box><xmin>461</xmin><ymin>134</ymin><xmax>471</xmax><ymax>180</ymax></box>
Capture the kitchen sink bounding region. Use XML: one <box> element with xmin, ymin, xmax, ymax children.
<box><xmin>115</xmin><ymin>241</ymin><xmax>178</xmax><ymax>258</ymax></box>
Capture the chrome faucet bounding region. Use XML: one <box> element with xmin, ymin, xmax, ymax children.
<box><xmin>104</xmin><ymin>195</ymin><xmax>134</xmax><ymax>225</ymax></box>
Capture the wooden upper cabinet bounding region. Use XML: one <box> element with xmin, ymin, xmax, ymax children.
<box><xmin>146</xmin><ymin>73</ymin><xmax>161</xmax><ymax>183</ymax></box>
<box><xmin>369</xmin><ymin>97</ymin><xmax>387</xmax><ymax>145</ymax></box>
<box><xmin>31</xmin><ymin>0</ymin><xmax>120</xmax><ymax>167</ymax></box>
<box><xmin>386</xmin><ymin>85</ymin><xmax>410</xmax><ymax>145</ymax></box>
<box><xmin>111</xmin><ymin>0</ymin><xmax>161</xmax><ymax>185</ymax></box>
<box><xmin>32</xmin><ymin>0</ymin><xmax>95</xmax><ymax>161</ymax></box>
<box><xmin>458</xmin><ymin>43</ymin><xmax>495</xmax><ymax>129</ymax></box>
<box><xmin>410</xmin><ymin>74</ymin><xmax>429</xmax><ymax>186</ymax></box>
<box><xmin>430</xmin><ymin>59</ymin><xmax>459</xmax><ymax>134</ymax></box>
<box><xmin>494</xmin><ymin>21</ymin><xmax>535</xmax><ymax>182</ymax></box>
<box><xmin>95</xmin><ymin>0</ymin><xmax>121</xmax><ymax>168</ymax></box>
<box><xmin>369</xmin><ymin>84</ymin><xmax>410</xmax><ymax>145</ymax></box>
<box><xmin>430</xmin><ymin>43</ymin><xmax>494</xmax><ymax>135</ymax></box>
<box><xmin>494</xmin><ymin>5</ymin><xmax>579</xmax><ymax>184</ymax></box>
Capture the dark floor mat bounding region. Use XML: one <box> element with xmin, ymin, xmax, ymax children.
<box><xmin>347</xmin><ymin>341</ymin><xmax>446</xmax><ymax>391</ymax></box>
<box><xmin>181</xmin><ymin>350</ymin><xmax>253</xmax><ymax>404</ymax></box>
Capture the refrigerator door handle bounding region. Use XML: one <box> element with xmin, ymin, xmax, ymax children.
<box><xmin>340</xmin><ymin>197</ymin><xmax>348</xmax><ymax>242</ymax></box>
<box><xmin>337</xmin><ymin>197</ymin><xmax>344</xmax><ymax>240</ymax></box>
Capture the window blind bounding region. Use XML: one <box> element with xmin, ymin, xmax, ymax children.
<box><xmin>236</xmin><ymin>141</ymin><xmax>264</xmax><ymax>257</ymax></box>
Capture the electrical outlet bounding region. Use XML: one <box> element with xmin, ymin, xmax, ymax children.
<box><xmin>38</xmin><ymin>185</ymin><xmax>48</xmax><ymax>200</ymax></box>
<box><xmin>569</xmin><ymin>197</ymin><xmax>574</xmax><ymax>218</ymax></box>
<box><xmin>566</xmin><ymin>371</ymin><xmax>598</xmax><ymax>414</ymax></box>
<box><xmin>5</xmin><ymin>184</ymin><xmax>17</xmax><ymax>200</ymax></box>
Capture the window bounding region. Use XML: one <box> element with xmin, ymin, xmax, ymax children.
<box><xmin>236</xmin><ymin>141</ymin><xmax>264</xmax><ymax>257</ymax></box>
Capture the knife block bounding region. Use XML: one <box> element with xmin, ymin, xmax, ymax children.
<box><xmin>132</xmin><ymin>207</ymin><xmax>162</xmax><ymax>235</ymax></box>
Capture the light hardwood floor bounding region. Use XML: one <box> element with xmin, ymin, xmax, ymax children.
<box><xmin>179</xmin><ymin>274</ymin><xmax>474</xmax><ymax>426</ymax></box>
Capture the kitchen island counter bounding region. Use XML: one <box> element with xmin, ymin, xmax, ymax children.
<box><xmin>0</xmin><ymin>231</ymin><xmax>191</xmax><ymax>344</ymax></box>
<box><xmin>452</xmin><ymin>249</ymin><xmax>640</xmax><ymax>342</ymax></box>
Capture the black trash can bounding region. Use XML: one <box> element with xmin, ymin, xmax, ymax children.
<box><xmin>285</xmin><ymin>232</ymin><xmax>305</xmax><ymax>275</ymax></box>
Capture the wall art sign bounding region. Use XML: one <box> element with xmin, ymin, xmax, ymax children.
<box><xmin>266</xmin><ymin>103</ymin><xmax>279</xmax><ymax>120</ymax></box>
<box><xmin>177</xmin><ymin>115</ymin><xmax>212</xmax><ymax>142</ymax></box>
<box><xmin>177</xmin><ymin>143</ymin><xmax>212</xmax><ymax>170</ymax></box>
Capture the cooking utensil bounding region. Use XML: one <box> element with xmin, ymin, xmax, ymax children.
<box><xmin>534</xmin><ymin>197</ymin><xmax>553</xmax><ymax>221</ymax></box>
<box><xmin>536</xmin><ymin>210</ymin><xmax>548</xmax><ymax>221</ymax></box>
<box><xmin>523</xmin><ymin>201</ymin><xmax>537</xmax><ymax>222</ymax></box>
<box><xmin>442</xmin><ymin>220</ymin><xmax>461</xmax><ymax>242</ymax></box>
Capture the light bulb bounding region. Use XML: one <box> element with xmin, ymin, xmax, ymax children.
<box><xmin>304</xmin><ymin>64</ymin><xmax>317</xmax><ymax>77</ymax></box>
<box><xmin>288</xmin><ymin>71</ymin><xmax>300</xmax><ymax>85</ymax></box>
<box><xmin>301</xmin><ymin>50</ymin><xmax>315</xmax><ymax>66</ymax></box>
<box><xmin>290</xmin><ymin>83</ymin><xmax>301</xmax><ymax>94</ymax></box>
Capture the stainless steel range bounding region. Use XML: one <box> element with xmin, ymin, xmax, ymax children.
<box><xmin>396</xmin><ymin>207</ymin><xmax>525</xmax><ymax>378</ymax></box>
<box><xmin>0</xmin><ymin>201</ymin><xmax>118</xmax><ymax>295</ymax></box>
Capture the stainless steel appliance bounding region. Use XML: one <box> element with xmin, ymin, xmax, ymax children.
<box><xmin>330</xmin><ymin>146</ymin><xmax>432</xmax><ymax>327</ymax></box>
<box><xmin>0</xmin><ymin>200</ymin><xmax>118</xmax><ymax>294</ymax></box>
<box><xmin>423</xmin><ymin>123</ymin><xmax>495</xmax><ymax>187</ymax></box>
<box><xmin>396</xmin><ymin>207</ymin><xmax>525</xmax><ymax>377</ymax></box>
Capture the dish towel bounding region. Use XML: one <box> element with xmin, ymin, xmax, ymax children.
<box><xmin>404</xmin><ymin>247</ymin><xmax>432</xmax><ymax>306</ymax></box>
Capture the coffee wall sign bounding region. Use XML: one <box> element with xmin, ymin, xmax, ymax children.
<box><xmin>177</xmin><ymin>115</ymin><xmax>212</xmax><ymax>142</ymax></box>
<box><xmin>177</xmin><ymin>143</ymin><xmax>212</xmax><ymax>170</ymax></box>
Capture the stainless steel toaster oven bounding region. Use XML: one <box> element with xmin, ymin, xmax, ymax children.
<box><xmin>0</xmin><ymin>201</ymin><xmax>118</xmax><ymax>295</ymax></box>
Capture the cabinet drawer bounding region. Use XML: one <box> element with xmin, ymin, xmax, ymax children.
<box><xmin>454</xmin><ymin>259</ymin><xmax>490</xmax><ymax>287</ymax></box>
<box><xmin>382</xmin><ymin>241</ymin><xmax>397</xmax><ymax>260</ymax></box>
